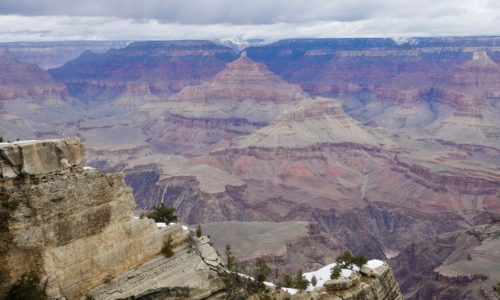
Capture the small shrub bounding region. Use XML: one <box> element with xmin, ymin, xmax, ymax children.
<box><xmin>146</xmin><ymin>204</ymin><xmax>178</xmax><ymax>224</ymax></box>
<box><xmin>139</xmin><ymin>213</ymin><xmax>145</xmax><ymax>219</ymax></box>
<box><xmin>254</xmin><ymin>258</ymin><xmax>271</xmax><ymax>283</ymax></box>
<box><xmin>196</xmin><ymin>224</ymin><xmax>202</xmax><ymax>237</ymax></box>
<box><xmin>311</xmin><ymin>275</ymin><xmax>318</xmax><ymax>287</ymax></box>
<box><xmin>0</xmin><ymin>136</ymin><xmax>4</xmax><ymax>143</ymax></box>
<box><xmin>294</xmin><ymin>269</ymin><xmax>309</xmax><ymax>291</ymax></box>
<box><xmin>283</xmin><ymin>273</ymin><xmax>294</xmax><ymax>287</ymax></box>
<box><xmin>493</xmin><ymin>282</ymin><xmax>500</xmax><ymax>299</ymax></box>
<box><xmin>5</xmin><ymin>271</ymin><xmax>47</xmax><ymax>300</ymax></box>
<box><xmin>336</xmin><ymin>250</ymin><xmax>368</xmax><ymax>268</ymax></box>
<box><xmin>161</xmin><ymin>235</ymin><xmax>174</xmax><ymax>258</ymax></box>
<box><xmin>330</xmin><ymin>264</ymin><xmax>342</xmax><ymax>279</ymax></box>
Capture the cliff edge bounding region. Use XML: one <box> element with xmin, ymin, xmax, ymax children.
<box><xmin>0</xmin><ymin>137</ymin><xmax>224</xmax><ymax>299</ymax></box>
<box><xmin>0</xmin><ymin>137</ymin><xmax>402</xmax><ymax>300</ymax></box>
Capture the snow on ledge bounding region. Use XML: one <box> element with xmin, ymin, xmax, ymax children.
<box><xmin>365</xmin><ymin>259</ymin><xmax>384</xmax><ymax>269</ymax></box>
<box><xmin>168</xmin><ymin>222</ymin><xmax>177</xmax><ymax>226</ymax></box>
<box><xmin>83</xmin><ymin>166</ymin><xmax>95</xmax><ymax>170</ymax></box>
<box><xmin>156</xmin><ymin>222</ymin><xmax>167</xmax><ymax>228</ymax></box>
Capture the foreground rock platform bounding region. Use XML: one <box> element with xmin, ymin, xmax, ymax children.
<box><xmin>0</xmin><ymin>137</ymin><xmax>224</xmax><ymax>299</ymax></box>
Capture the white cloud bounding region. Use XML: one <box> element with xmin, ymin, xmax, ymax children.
<box><xmin>0</xmin><ymin>0</ymin><xmax>499</xmax><ymax>41</ymax></box>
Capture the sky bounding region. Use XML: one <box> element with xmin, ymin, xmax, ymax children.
<box><xmin>1</xmin><ymin>0</ymin><xmax>500</xmax><ymax>41</ymax></box>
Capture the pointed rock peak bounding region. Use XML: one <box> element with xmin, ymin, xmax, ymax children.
<box><xmin>472</xmin><ymin>51</ymin><xmax>491</xmax><ymax>61</ymax></box>
<box><xmin>213</xmin><ymin>54</ymin><xmax>288</xmax><ymax>85</ymax></box>
<box><xmin>459</xmin><ymin>50</ymin><xmax>499</xmax><ymax>70</ymax></box>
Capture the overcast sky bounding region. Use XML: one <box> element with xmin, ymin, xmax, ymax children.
<box><xmin>1</xmin><ymin>0</ymin><xmax>500</xmax><ymax>41</ymax></box>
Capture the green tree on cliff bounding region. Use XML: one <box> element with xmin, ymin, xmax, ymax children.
<box><xmin>146</xmin><ymin>203</ymin><xmax>178</xmax><ymax>224</ymax></box>
<box><xmin>254</xmin><ymin>258</ymin><xmax>271</xmax><ymax>283</ymax></box>
<box><xmin>294</xmin><ymin>269</ymin><xmax>309</xmax><ymax>291</ymax></box>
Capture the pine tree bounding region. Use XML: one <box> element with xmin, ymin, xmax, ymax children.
<box><xmin>146</xmin><ymin>203</ymin><xmax>178</xmax><ymax>223</ymax></box>
<box><xmin>294</xmin><ymin>269</ymin><xmax>309</xmax><ymax>291</ymax></box>
<box><xmin>283</xmin><ymin>273</ymin><xmax>293</xmax><ymax>287</ymax></box>
<box><xmin>330</xmin><ymin>264</ymin><xmax>341</xmax><ymax>279</ymax></box>
<box><xmin>254</xmin><ymin>258</ymin><xmax>271</xmax><ymax>283</ymax></box>
<box><xmin>196</xmin><ymin>224</ymin><xmax>202</xmax><ymax>237</ymax></box>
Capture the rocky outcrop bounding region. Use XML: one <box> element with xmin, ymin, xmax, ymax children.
<box><xmin>0</xmin><ymin>137</ymin><xmax>225</xmax><ymax>299</ymax></box>
<box><xmin>322</xmin><ymin>263</ymin><xmax>402</xmax><ymax>300</ymax></box>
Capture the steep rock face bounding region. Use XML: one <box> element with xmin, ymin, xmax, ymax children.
<box><xmin>0</xmin><ymin>49</ymin><xmax>68</xmax><ymax>101</ymax></box>
<box><xmin>392</xmin><ymin>226</ymin><xmax>500</xmax><ymax>299</ymax></box>
<box><xmin>50</xmin><ymin>41</ymin><xmax>238</xmax><ymax>102</ymax></box>
<box><xmin>0</xmin><ymin>138</ymin><xmax>224</xmax><ymax>299</ymax></box>
<box><xmin>323</xmin><ymin>263</ymin><xmax>403</xmax><ymax>300</ymax></box>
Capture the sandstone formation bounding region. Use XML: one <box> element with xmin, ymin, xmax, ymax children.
<box><xmin>232</xmin><ymin>98</ymin><xmax>384</xmax><ymax>149</ymax></box>
<box><xmin>0</xmin><ymin>138</ymin><xmax>225</xmax><ymax>299</ymax></box>
<box><xmin>143</xmin><ymin>54</ymin><xmax>310</xmax><ymax>154</ymax></box>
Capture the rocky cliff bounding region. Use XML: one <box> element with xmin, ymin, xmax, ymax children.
<box><xmin>0</xmin><ymin>137</ymin><xmax>404</xmax><ymax>300</ymax></box>
<box><xmin>0</xmin><ymin>137</ymin><xmax>225</xmax><ymax>299</ymax></box>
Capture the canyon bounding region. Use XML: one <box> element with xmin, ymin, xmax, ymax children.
<box><xmin>0</xmin><ymin>37</ymin><xmax>499</xmax><ymax>299</ymax></box>
<box><xmin>0</xmin><ymin>137</ymin><xmax>402</xmax><ymax>300</ymax></box>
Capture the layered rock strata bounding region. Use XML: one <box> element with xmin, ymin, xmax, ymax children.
<box><xmin>0</xmin><ymin>137</ymin><xmax>224</xmax><ymax>299</ymax></box>
<box><xmin>323</xmin><ymin>263</ymin><xmax>402</xmax><ymax>300</ymax></box>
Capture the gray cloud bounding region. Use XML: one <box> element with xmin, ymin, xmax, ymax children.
<box><xmin>0</xmin><ymin>0</ymin><xmax>499</xmax><ymax>41</ymax></box>
<box><xmin>0</xmin><ymin>0</ymin><xmax>496</xmax><ymax>25</ymax></box>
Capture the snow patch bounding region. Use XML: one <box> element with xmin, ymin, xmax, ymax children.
<box><xmin>156</xmin><ymin>222</ymin><xmax>167</xmax><ymax>228</ymax></box>
<box><xmin>365</xmin><ymin>259</ymin><xmax>384</xmax><ymax>269</ymax></box>
<box><xmin>182</xmin><ymin>225</ymin><xmax>189</xmax><ymax>231</ymax></box>
<box><xmin>83</xmin><ymin>166</ymin><xmax>95</xmax><ymax>170</ymax></box>
<box><xmin>282</xmin><ymin>287</ymin><xmax>298</xmax><ymax>295</ymax></box>
<box><xmin>168</xmin><ymin>222</ymin><xmax>176</xmax><ymax>226</ymax></box>
<box><xmin>132</xmin><ymin>216</ymin><xmax>139</xmax><ymax>220</ymax></box>
<box><xmin>303</xmin><ymin>262</ymin><xmax>358</xmax><ymax>291</ymax></box>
